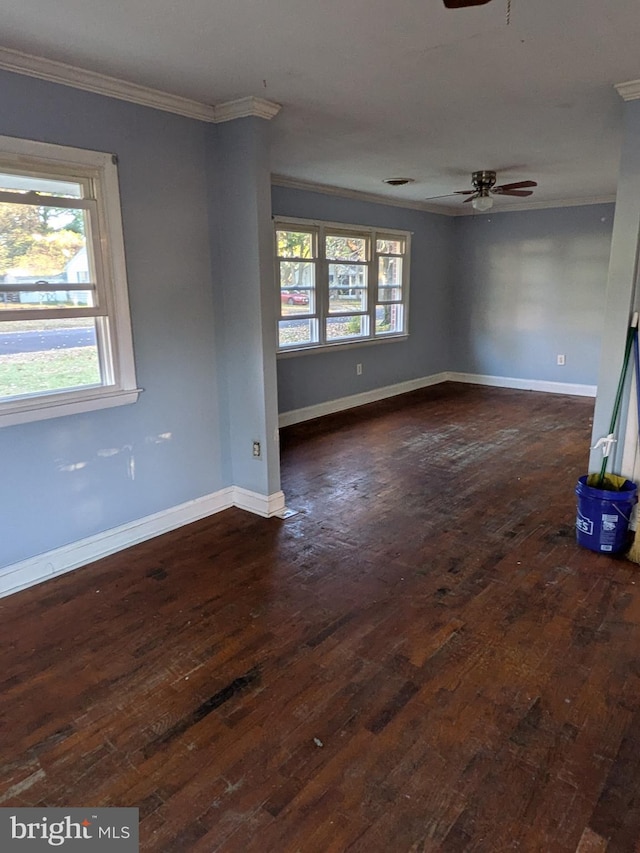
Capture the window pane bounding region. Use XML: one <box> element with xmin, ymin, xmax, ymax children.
<box><xmin>326</xmin><ymin>315</ymin><xmax>368</xmax><ymax>341</ymax></box>
<box><xmin>377</xmin><ymin>256</ymin><xmax>402</xmax><ymax>302</ymax></box>
<box><xmin>0</xmin><ymin>202</ymin><xmax>94</xmax><ymax>309</ymax></box>
<box><xmin>280</xmin><ymin>259</ymin><xmax>314</xmax><ymax>316</ymax></box>
<box><xmin>278</xmin><ymin>318</ymin><xmax>319</xmax><ymax>348</ymax></box>
<box><xmin>376</xmin><ymin>304</ymin><xmax>404</xmax><ymax>335</ymax></box>
<box><xmin>0</xmin><ymin>317</ymin><xmax>102</xmax><ymax>399</ymax></box>
<box><xmin>377</xmin><ymin>287</ymin><xmax>402</xmax><ymax>303</ymax></box>
<box><xmin>0</xmin><ymin>172</ymin><xmax>83</xmax><ymax>198</ymax></box>
<box><xmin>277</xmin><ymin>230</ymin><xmax>314</xmax><ymax>259</ymax></box>
<box><xmin>328</xmin><ymin>288</ymin><xmax>367</xmax><ymax>314</ymax></box>
<box><xmin>328</xmin><ymin>263</ymin><xmax>367</xmax><ymax>312</ymax></box>
<box><xmin>281</xmin><ymin>289</ymin><xmax>313</xmax><ymax>316</ymax></box>
<box><xmin>376</xmin><ymin>237</ymin><xmax>405</xmax><ymax>254</ymax></box>
<box><xmin>279</xmin><ymin>260</ymin><xmax>314</xmax><ymax>291</ymax></box>
<box><xmin>325</xmin><ymin>235</ymin><xmax>367</xmax><ymax>262</ymax></box>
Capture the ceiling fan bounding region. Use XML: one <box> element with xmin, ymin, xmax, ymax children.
<box><xmin>442</xmin><ymin>0</ymin><xmax>493</xmax><ymax>7</ymax></box>
<box><xmin>452</xmin><ymin>171</ymin><xmax>537</xmax><ymax>211</ymax></box>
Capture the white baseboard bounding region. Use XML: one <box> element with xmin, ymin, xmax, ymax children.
<box><xmin>278</xmin><ymin>372</ymin><xmax>449</xmax><ymax>427</ymax></box>
<box><xmin>278</xmin><ymin>370</ymin><xmax>595</xmax><ymax>428</ymax></box>
<box><xmin>449</xmin><ymin>372</ymin><xmax>597</xmax><ymax>397</ymax></box>
<box><xmin>233</xmin><ymin>487</ymin><xmax>286</xmax><ymax>518</ymax></box>
<box><xmin>0</xmin><ymin>485</ymin><xmax>285</xmax><ymax>599</ymax></box>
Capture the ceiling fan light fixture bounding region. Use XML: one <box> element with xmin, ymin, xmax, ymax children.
<box><xmin>471</xmin><ymin>194</ymin><xmax>494</xmax><ymax>212</ymax></box>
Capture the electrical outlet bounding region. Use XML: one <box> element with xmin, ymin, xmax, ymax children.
<box><xmin>557</xmin><ymin>354</ymin><xmax>566</xmax><ymax>366</ymax></box>
<box><xmin>356</xmin><ymin>363</ymin><xmax>363</xmax><ymax>375</ymax></box>
<box><xmin>252</xmin><ymin>441</ymin><xmax>261</xmax><ymax>458</ymax></box>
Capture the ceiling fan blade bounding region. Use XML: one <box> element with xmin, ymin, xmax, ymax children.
<box><xmin>463</xmin><ymin>195</ymin><xmax>477</xmax><ymax>203</ymax></box>
<box><xmin>454</xmin><ymin>190</ymin><xmax>475</xmax><ymax>195</ymax></box>
<box><xmin>493</xmin><ymin>189</ymin><xmax>535</xmax><ymax>197</ymax></box>
<box><xmin>443</xmin><ymin>0</ymin><xmax>492</xmax><ymax>7</ymax></box>
<box><xmin>494</xmin><ymin>180</ymin><xmax>537</xmax><ymax>191</ymax></box>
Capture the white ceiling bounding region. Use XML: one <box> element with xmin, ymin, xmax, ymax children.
<box><xmin>1</xmin><ymin>0</ymin><xmax>639</xmax><ymax>213</ymax></box>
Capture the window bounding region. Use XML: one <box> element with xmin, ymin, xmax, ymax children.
<box><xmin>275</xmin><ymin>218</ymin><xmax>410</xmax><ymax>351</ymax></box>
<box><xmin>0</xmin><ymin>136</ymin><xmax>139</xmax><ymax>427</ymax></box>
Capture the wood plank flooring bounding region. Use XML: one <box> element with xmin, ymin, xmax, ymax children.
<box><xmin>2</xmin><ymin>382</ymin><xmax>640</xmax><ymax>851</ymax></box>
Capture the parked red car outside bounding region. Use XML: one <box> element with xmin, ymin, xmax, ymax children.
<box><xmin>281</xmin><ymin>290</ymin><xmax>309</xmax><ymax>305</ymax></box>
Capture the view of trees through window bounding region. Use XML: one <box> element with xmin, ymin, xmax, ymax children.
<box><xmin>0</xmin><ymin>173</ymin><xmax>102</xmax><ymax>401</ymax></box>
<box><xmin>0</xmin><ymin>203</ymin><xmax>85</xmax><ymax>280</ymax></box>
<box><xmin>276</xmin><ymin>221</ymin><xmax>409</xmax><ymax>350</ymax></box>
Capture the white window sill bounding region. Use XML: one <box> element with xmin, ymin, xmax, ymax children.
<box><xmin>277</xmin><ymin>333</ymin><xmax>408</xmax><ymax>358</ymax></box>
<box><xmin>0</xmin><ymin>387</ymin><xmax>143</xmax><ymax>428</ymax></box>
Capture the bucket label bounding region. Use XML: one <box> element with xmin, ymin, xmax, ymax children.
<box><xmin>600</xmin><ymin>512</ymin><xmax>619</xmax><ymax>546</ymax></box>
<box><xmin>576</xmin><ymin>512</ymin><xmax>593</xmax><ymax>536</ymax></box>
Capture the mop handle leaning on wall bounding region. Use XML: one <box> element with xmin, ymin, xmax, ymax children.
<box><xmin>625</xmin><ymin>325</ymin><xmax>640</xmax><ymax>563</ymax></box>
<box><xmin>595</xmin><ymin>312</ymin><xmax>639</xmax><ymax>489</ymax></box>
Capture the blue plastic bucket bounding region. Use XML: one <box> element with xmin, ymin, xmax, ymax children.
<box><xmin>575</xmin><ymin>475</ymin><xmax>637</xmax><ymax>553</ymax></box>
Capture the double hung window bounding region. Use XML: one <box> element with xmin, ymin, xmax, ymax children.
<box><xmin>0</xmin><ymin>136</ymin><xmax>138</xmax><ymax>427</ymax></box>
<box><xmin>275</xmin><ymin>219</ymin><xmax>410</xmax><ymax>351</ymax></box>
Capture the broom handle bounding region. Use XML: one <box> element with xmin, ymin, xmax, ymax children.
<box><xmin>596</xmin><ymin>312</ymin><xmax>638</xmax><ymax>489</ymax></box>
<box><xmin>635</xmin><ymin>326</ymin><xmax>640</xmax><ymax>435</ymax></box>
<box><xmin>596</xmin><ymin>317</ymin><xmax>638</xmax><ymax>487</ymax></box>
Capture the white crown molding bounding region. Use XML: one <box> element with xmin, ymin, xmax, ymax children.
<box><xmin>271</xmin><ymin>174</ymin><xmax>615</xmax><ymax>217</ymax></box>
<box><xmin>615</xmin><ymin>80</ymin><xmax>640</xmax><ymax>101</ymax></box>
<box><xmin>0</xmin><ymin>46</ymin><xmax>218</xmax><ymax>121</ymax></box>
<box><xmin>215</xmin><ymin>96</ymin><xmax>281</xmax><ymax>123</ymax></box>
<box><xmin>0</xmin><ymin>46</ymin><xmax>281</xmax><ymax>124</ymax></box>
<box><xmin>271</xmin><ymin>174</ymin><xmax>447</xmax><ymax>214</ymax></box>
<box><xmin>453</xmin><ymin>194</ymin><xmax>617</xmax><ymax>216</ymax></box>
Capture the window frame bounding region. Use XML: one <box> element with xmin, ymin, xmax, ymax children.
<box><xmin>0</xmin><ymin>135</ymin><xmax>140</xmax><ymax>427</ymax></box>
<box><xmin>275</xmin><ymin>216</ymin><xmax>411</xmax><ymax>354</ymax></box>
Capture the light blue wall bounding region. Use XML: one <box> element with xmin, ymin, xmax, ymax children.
<box><xmin>0</xmin><ymin>71</ymin><xmax>228</xmax><ymax>568</ymax></box>
<box><xmin>271</xmin><ymin>186</ymin><xmax>456</xmax><ymax>413</ymax></box>
<box><xmin>451</xmin><ymin>204</ymin><xmax>613</xmax><ymax>385</ymax></box>
<box><xmin>213</xmin><ymin>118</ymin><xmax>281</xmax><ymax>495</ymax></box>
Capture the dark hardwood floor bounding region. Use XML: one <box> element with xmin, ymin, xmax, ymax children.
<box><xmin>2</xmin><ymin>382</ymin><xmax>640</xmax><ymax>852</ymax></box>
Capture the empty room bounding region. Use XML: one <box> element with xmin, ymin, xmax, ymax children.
<box><xmin>1</xmin><ymin>1</ymin><xmax>640</xmax><ymax>851</ymax></box>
